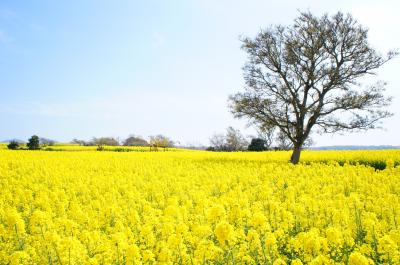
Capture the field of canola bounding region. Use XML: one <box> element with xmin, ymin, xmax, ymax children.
<box><xmin>0</xmin><ymin>150</ymin><xmax>399</xmax><ymax>264</ymax></box>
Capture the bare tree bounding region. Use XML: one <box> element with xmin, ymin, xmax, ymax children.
<box><xmin>225</xmin><ymin>126</ymin><xmax>248</xmax><ymax>151</ymax></box>
<box><xmin>39</xmin><ymin>137</ymin><xmax>56</xmax><ymax>146</ymax></box>
<box><xmin>92</xmin><ymin>137</ymin><xmax>119</xmax><ymax>146</ymax></box>
<box><xmin>209</xmin><ymin>127</ymin><xmax>248</xmax><ymax>151</ymax></box>
<box><xmin>71</xmin><ymin>139</ymin><xmax>86</xmax><ymax>146</ymax></box>
<box><xmin>149</xmin><ymin>135</ymin><xmax>173</xmax><ymax>151</ymax></box>
<box><xmin>123</xmin><ymin>135</ymin><xmax>149</xmax><ymax>146</ymax></box>
<box><xmin>229</xmin><ymin>11</ymin><xmax>396</xmax><ymax>164</ymax></box>
<box><xmin>209</xmin><ymin>133</ymin><xmax>227</xmax><ymax>151</ymax></box>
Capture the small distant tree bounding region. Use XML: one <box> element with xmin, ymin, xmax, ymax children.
<box><xmin>7</xmin><ymin>141</ymin><xmax>20</xmax><ymax>150</ymax></box>
<box><xmin>209</xmin><ymin>133</ymin><xmax>227</xmax><ymax>151</ymax></box>
<box><xmin>205</xmin><ymin>146</ymin><xmax>216</xmax><ymax>151</ymax></box>
<box><xmin>248</xmin><ymin>138</ymin><xmax>267</xmax><ymax>151</ymax></box>
<box><xmin>40</xmin><ymin>138</ymin><xmax>55</xmax><ymax>147</ymax></box>
<box><xmin>71</xmin><ymin>138</ymin><xmax>87</xmax><ymax>146</ymax></box>
<box><xmin>149</xmin><ymin>135</ymin><xmax>173</xmax><ymax>151</ymax></box>
<box><xmin>161</xmin><ymin>138</ymin><xmax>174</xmax><ymax>151</ymax></box>
<box><xmin>27</xmin><ymin>135</ymin><xmax>40</xmax><ymax>150</ymax></box>
<box><xmin>209</xmin><ymin>127</ymin><xmax>248</xmax><ymax>151</ymax></box>
<box><xmin>225</xmin><ymin>127</ymin><xmax>248</xmax><ymax>151</ymax></box>
<box><xmin>123</xmin><ymin>135</ymin><xmax>149</xmax><ymax>146</ymax></box>
<box><xmin>92</xmin><ymin>137</ymin><xmax>119</xmax><ymax>146</ymax></box>
<box><xmin>96</xmin><ymin>144</ymin><xmax>105</xmax><ymax>151</ymax></box>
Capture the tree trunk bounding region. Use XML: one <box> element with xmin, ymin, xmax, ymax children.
<box><xmin>290</xmin><ymin>146</ymin><xmax>301</xmax><ymax>164</ymax></box>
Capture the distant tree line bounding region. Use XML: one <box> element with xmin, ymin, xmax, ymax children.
<box><xmin>207</xmin><ymin>126</ymin><xmax>312</xmax><ymax>152</ymax></box>
<box><xmin>7</xmin><ymin>135</ymin><xmax>43</xmax><ymax>150</ymax></box>
<box><xmin>7</xmin><ymin>134</ymin><xmax>175</xmax><ymax>151</ymax></box>
<box><xmin>6</xmin><ymin>130</ymin><xmax>301</xmax><ymax>152</ymax></box>
<box><xmin>71</xmin><ymin>135</ymin><xmax>174</xmax><ymax>150</ymax></box>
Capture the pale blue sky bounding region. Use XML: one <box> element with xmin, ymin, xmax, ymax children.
<box><xmin>0</xmin><ymin>0</ymin><xmax>399</xmax><ymax>146</ymax></box>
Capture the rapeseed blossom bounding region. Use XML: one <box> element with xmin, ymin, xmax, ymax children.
<box><xmin>0</xmin><ymin>149</ymin><xmax>399</xmax><ymax>264</ymax></box>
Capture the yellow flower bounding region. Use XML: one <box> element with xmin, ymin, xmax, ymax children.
<box><xmin>8</xmin><ymin>251</ymin><xmax>30</xmax><ymax>265</ymax></box>
<box><xmin>291</xmin><ymin>259</ymin><xmax>303</xmax><ymax>265</ymax></box>
<box><xmin>215</xmin><ymin>221</ymin><xmax>234</xmax><ymax>246</ymax></box>
<box><xmin>207</xmin><ymin>204</ymin><xmax>226</xmax><ymax>223</ymax></box>
<box><xmin>0</xmin><ymin>149</ymin><xmax>399</xmax><ymax>263</ymax></box>
<box><xmin>273</xmin><ymin>258</ymin><xmax>287</xmax><ymax>265</ymax></box>
<box><xmin>142</xmin><ymin>250</ymin><xmax>155</xmax><ymax>263</ymax></box>
<box><xmin>5</xmin><ymin>209</ymin><xmax>25</xmax><ymax>233</ymax></box>
<box><xmin>325</xmin><ymin>227</ymin><xmax>343</xmax><ymax>246</ymax></box>
<box><xmin>309</xmin><ymin>254</ymin><xmax>333</xmax><ymax>265</ymax></box>
<box><xmin>126</xmin><ymin>245</ymin><xmax>141</xmax><ymax>263</ymax></box>
<box><xmin>348</xmin><ymin>252</ymin><xmax>373</xmax><ymax>265</ymax></box>
<box><xmin>250</xmin><ymin>212</ymin><xmax>268</xmax><ymax>229</ymax></box>
<box><xmin>265</xmin><ymin>233</ymin><xmax>277</xmax><ymax>248</ymax></box>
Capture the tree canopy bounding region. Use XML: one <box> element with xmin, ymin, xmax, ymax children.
<box><xmin>123</xmin><ymin>136</ymin><xmax>149</xmax><ymax>146</ymax></box>
<box><xmin>27</xmin><ymin>135</ymin><xmax>40</xmax><ymax>150</ymax></box>
<box><xmin>230</xmin><ymin>11</ymin><xmax>396</xmax><ymax>164</ymax></box>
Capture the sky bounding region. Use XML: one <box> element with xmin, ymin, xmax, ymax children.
<box><xmin>0</xmin><ymin>0</ymin><xmax>399</xmax><ymax>146</ymax></box>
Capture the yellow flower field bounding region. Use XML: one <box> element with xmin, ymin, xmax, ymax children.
<box><xmin>0</xmin><ymin>150</ymin><xmax>399</xmax><ymax>264</ymax></box>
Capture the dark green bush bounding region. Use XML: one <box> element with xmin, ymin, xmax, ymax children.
<box><xmin>97</xmin><ymin>144</ymin><xmax>105</xmax><ymax>151</ymax></box>
<box><xmin>7</xmin><ymin>141</ymin><xmax>20</xmax><ymax>150</ymax></box>
<box><xmin>248</xmin><ymin>138</ymin><xmax>267</xmax><ymax>151</ymax></box>
<box><xmin>27</xmin><ymin>135</ymin><xmax>41</xmax><ymax>150</ymax></box>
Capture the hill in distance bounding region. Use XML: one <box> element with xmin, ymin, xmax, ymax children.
<box><xmin>310</xmin><ymin>145</ymin><xmax>400</xmax><ymax>150</ymax></box>
<box><xmin>1</xmin><ymin>139</ymin><xmax>26</xmax><ymax>144</ymax></box>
